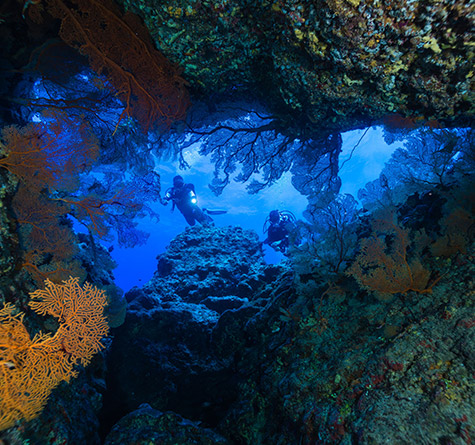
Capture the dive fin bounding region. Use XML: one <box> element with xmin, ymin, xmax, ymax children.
<box><xmin>203</xmin><ymin>208</ymin><xmax>228</xmax><ymax>215</ymax></box>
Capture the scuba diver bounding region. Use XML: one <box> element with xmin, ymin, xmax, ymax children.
<box><xmin>263</xmin><ymin>210</ymin><xmax>297</xmax><ymax>254</ymax></box>
<box><xmin>163</xmin><ymin>175</ymin><xmax>216</xmax><ymax>226</ymax></box>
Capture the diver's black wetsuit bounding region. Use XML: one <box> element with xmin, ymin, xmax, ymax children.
<box><xmin>265</xmin><ymin>223</ymin><xmax>289</xmax><ymax>246</ymax></box>
<box><xmin>164</xmin><ymin>178</ymin><xmax>213</xmax><ymax>226</ymax></box>
<box><xmin>263</xmin><ymin>211</ymin><xmax>292</xmax><ymax>253</ymax></box>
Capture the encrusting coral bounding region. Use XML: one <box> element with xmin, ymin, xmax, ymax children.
<box><xmin>0</xmin><ymin>277</ymin><xmax>109</xmax><ymax>431</ymax></box>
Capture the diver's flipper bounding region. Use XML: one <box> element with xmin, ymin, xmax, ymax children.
<box><xmin>203</xmin><ymin>208</ymin><xmax>228</xmax><ymax>215</ymax></box>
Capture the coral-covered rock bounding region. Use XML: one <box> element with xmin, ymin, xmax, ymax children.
<box><xmin>102</xmin><ymin>219</ymin><xmax>474</xmax><ymax>445</ymax></box>
<box><xmin>0</xmin><ymin>170</ymin><xmax>19</xmax><ymax>305</ymax></box>
<box><xmin>117</xmin><ymin>0</ymin><xmax>474</xmax><ymax>133</ymax></box>
<box><xmin>104</xmin><ymin>404</ymin><xmax>229</xmax><ymax>445</ymax></box>
<box><xmin>102</xmin><ymin>225</ymin><xmax>276</xmax><ymax>433</ymax></box>
<box><xmin>151</xmin><ymin>225</ymin><xmax>266</xmax><ymax>303</ymax></box>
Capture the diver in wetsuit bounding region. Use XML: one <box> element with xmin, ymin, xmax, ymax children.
<box><xmin>263</xmin><ymin>210</ymin><xmax>296</xmax><ymax>254</ymax></box>
<box><xmin>163</xmin><ymin>175</ymin><xmax>213</xmax><ymax>226</ymax></box>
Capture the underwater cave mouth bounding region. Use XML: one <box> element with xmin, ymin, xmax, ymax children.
<box><xmin>107</xmin><ymin>126</ymin><xmax>399</xmax><ymax>292</ymax></box>
<box><xmin>0</xmin><ymin>3</ymin><xmax>473</xmax><ymax>441</ymax></box>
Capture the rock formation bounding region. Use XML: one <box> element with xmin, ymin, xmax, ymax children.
<box><xmin>102</xmin><ymin>223</ymin><xmax>474</xmax><ymax>444</ymax></box>
<box><xmin>116</xmin><ymin>0</ymin><xmax>474</xmax><ymax>134</ymax></box>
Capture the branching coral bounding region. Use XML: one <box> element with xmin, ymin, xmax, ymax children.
<box><xmin>0</xmin><ymin>112</ymin><xmax>99</xmax><ymax>193</ymax></box>
<box><xmin>27</xmin><ymin>0</ymin><xmax>190</xmax><ymax>133</ymax></box>
<box><xmin>292</xmin><ymin>193</ymin><xmax>359</xmax><ymax>275</ymax></box>
<box><xmin>346</xmin><ymin>211</ymin><xmax>438</xmax><ymax>299</ymax></box>
<box><xmin>0</xmin><ymin>108</ymin><xmax>161</xmax><ymax>283</ymax></box>
<box><xmin>0</xmin><ymin>277</ymin><xmax>109</xmax><ymax>431</ymax></box>
<box><xmin>0</xmin><ymin>113</ymin><xmax>98</xmax><ymax>283</ymax></box>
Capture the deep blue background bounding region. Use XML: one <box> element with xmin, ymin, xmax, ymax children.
<box><xmin>108</xmin><ymin>127</ymin><xmax>400</xmax><ymax>291</ymax></box>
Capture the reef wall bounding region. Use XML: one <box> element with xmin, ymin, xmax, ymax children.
<box><xmin>117</xmin><ymin>0</ymin><xmax>474</xmax><ymax>133</ymax></box>
<box><xmin>103</xmin><ymin>224</ymin><xmax>474</xmax><ymax>444</ymax></box>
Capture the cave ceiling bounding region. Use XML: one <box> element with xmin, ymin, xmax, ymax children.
<box><xmin>115</xmin><ymin>0</ymin><xmax>474</xmax><ymax>133</ymax></box>
<box><xmin>1</xmin><ymin>0</ymin><xmax>473</xmax><ymax>137</ymax></box>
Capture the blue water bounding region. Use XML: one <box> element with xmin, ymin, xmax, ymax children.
<box><xmin>109</xmin><ymin>127</ymin><xmax>398</xmax><ymax>291</ymax></box>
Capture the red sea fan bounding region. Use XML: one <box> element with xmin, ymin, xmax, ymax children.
<box><xmin>29</xmin><ymin>0</ymin><xmax>190</xmax><ymax>133</ymax></box>
<box><xmin>0</xmin><ymin>111</ymin><xmax>99</xmax><ymax>193</ymax></box>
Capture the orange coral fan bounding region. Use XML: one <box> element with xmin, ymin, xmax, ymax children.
<box><xmin>54</xmin><ymin>185</ymin><xmax>142</xmax><ymax>239</ymax></box>
<box><xmin>0</xmin><ymin>277</ymin><xmax>109</xmax><ymax>431</ymax></box>
<box><xmin>0</xmin><ymin>113</ymin><xmax>99</xmax><ymax>283</ymax></box>
<box><xmin>28</xmin><ymin>0</ymin><xmax>190</xmax><ymax>133</ymax></box>
<box><xmin>346</xmin><ymin>212</ymin><xmax>438</xmax><ymax>298</ymax></box>
<box><xmin>12</xmin><ymin>185</ymin><xmax>72</xmax><ymax>250</ymax></box>
<box><xmin>0</xmin><ymin>112</ymin><xmax>99</xmax><ymax>193</ymax></box>
<box><xmin>11</xmin><ymin>184</ymin><xmax>84</xmax><ymax>285</ymax></box>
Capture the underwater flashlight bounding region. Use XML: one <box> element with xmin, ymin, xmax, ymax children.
<box><xmin>189</xmin><ymin>190</ymin><xmax>197</xmax><ymax>204</ymax></box>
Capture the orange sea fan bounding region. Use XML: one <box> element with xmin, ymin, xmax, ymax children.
<box><xmin>0</xmin><ymin>112</ymin><xmax>99</xmax><ymax>193</ymax></box>
<box><xmin>0</xmin><ymin>277</ymin><xmax>108</xmax><ymax>431</ymax></box>
<box><xmin>346</xmin><ymin>211</ymin><xmax>438</xmax><ymax>298</ymax></box>
<box><xmin>27</xmin><ymin>0</ymin><xmax>190</xmax><ymax>133</ymax></box>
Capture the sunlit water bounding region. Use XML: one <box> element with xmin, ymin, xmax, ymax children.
<box><xmin>108</xmin><ymin>126</ymin><xmax>398</xmax><ymax>291</ymax></box>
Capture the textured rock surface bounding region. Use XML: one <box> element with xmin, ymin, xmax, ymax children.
<box><xmin>117</xmin><ymin>0</ymin><xmax>474</xmax><ymax>133</ymax></box>
<box><xmin>103</xmin><ymin>223</ymin><xmax>474</xmax><ymax>444</ymax></box>
<box><xmin>102</xmin><ymin>225</ymin><xmax>278</xmax><ymax>431</ymax></box>
<box><xmin>0</xmin><ymin>170</ymin><xmax>19</xmax><ymax>304</ymax></box>
<box><xmin>146</xmin><ymin>224</ymin><xmax>266</xmax><ymax>302</ymax></box>
<box><xmin>104</xmin><ymin>404</ymin><xmax>229</xmax><ymax>445</ymax></box>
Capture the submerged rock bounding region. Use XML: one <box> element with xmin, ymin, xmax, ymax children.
<box><xmin>117</xmin><ymin>0</ymin><xmax>474</xmax><ymax>132</ymax></box>
<box><xmin>102</xmin><ymin>225</ymin><xmax>283</xmax><ymax>435</ymax></box>
<box><xmin>104</xmin><ymin>404</ymin><xmax>229</xmax><ymax>445</ymax></box>
<box><xmin>103</xmin><ymin>222</ymin><xmax>474</xmax><ymax>445</ymax></box>
<box><xmin>151</xmin><ymin>224</ymin><xmax>266</xmax><ymax>303</ymax></box>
